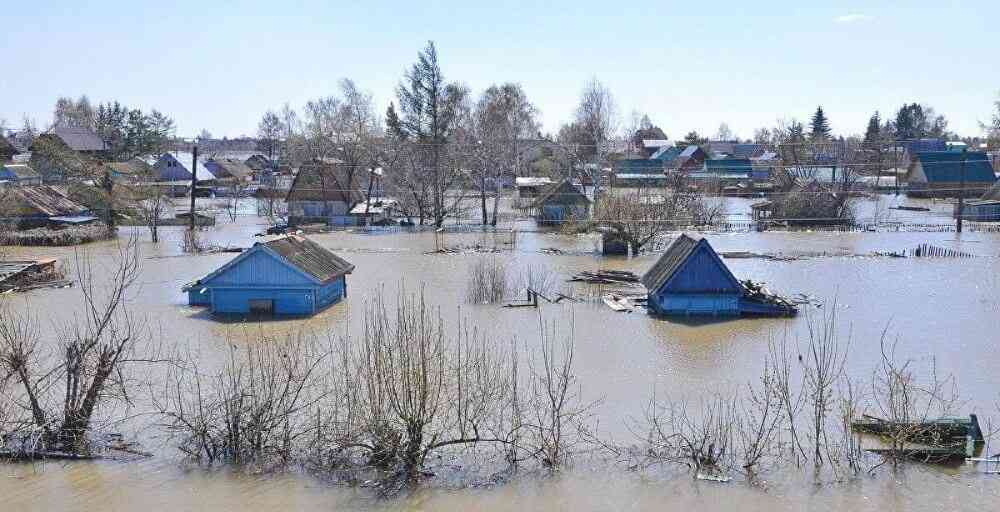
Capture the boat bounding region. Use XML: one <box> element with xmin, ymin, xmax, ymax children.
<box><xmin>851</xmin><ymin>414</ymin><xmax>983</xmax><ymax>459</ymax></box>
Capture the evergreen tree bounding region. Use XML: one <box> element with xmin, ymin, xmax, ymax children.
<box><xmin>864</xmin><ymin>111</ymin><xmax>882</xmax><ymax>143</ymax></box>
<box><xmin>809</xmin><ymin>106</ymin><xmax>831</xmax><ymax>141</ymax></box>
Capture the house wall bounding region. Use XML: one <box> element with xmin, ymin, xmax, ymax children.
<box><xmin>156</xmin><ymin>155</ymin><xmax>193</xmax><ymax>182</ymax></box>
<box><xmin>649</xmin><ymin>292</ymin><xmax>740</xmax><ymax>316</ymax></box>
<box><xmin>662</xmin><ymin>248</ymin><xmax>743</xmax><ymax>294</ymax></box>
<box><xmin>210</xmin><ymin>287</ymin><xmax>315</xmax><ymax>315</ymax></box>
<box><xmin>188</xmin><ymin>288</ymin><xmax>211</xmax><ymax>306</ymax></box>
<box><xmin>539</xmin><ymin>203</ymin><xmax>588</xmax><ymax>224</ymax></box>
<box><xmin>288</xmin><ymin>200</ymin><xmax>355</xmax><ymax>226</ymax></box>
<box><xmin>315</xmin><ymin>276</ymin><xmax>346</xmax><ymax>309</ymax></box>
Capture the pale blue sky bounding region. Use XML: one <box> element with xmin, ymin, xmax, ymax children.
<box><xmin>2</xmin><ymin>1</ymin><xmax>998</xmax><ymax>139</ymax></box>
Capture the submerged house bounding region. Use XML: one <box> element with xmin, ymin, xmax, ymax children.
<box><xmin>532</xmin><ymin>179</ymin><xmax>591</xmax><ymax>225</ymax></box>
<box><xmin>641</xmin><ymin>234</ymin><xmax>796</xmax><ymax>317</ymax></box>
<box><xmin>905</xmin><ymin>151</ymin><xmax>995</xmax><ymax>198</ymax></box>
<box><xmin>184</xmin><ymin>235</ymin><xmax>354</xmax><ymax>315</ymax></box>
<box><xmin>286</xmin><ymin>160</ymin><xmax>364</xmax><ymax>226</ymax></box>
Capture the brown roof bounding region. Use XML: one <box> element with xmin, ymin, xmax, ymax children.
<box><xmin>286</xmin><ymin>160</ymin><xmax>364</xmax><ymax>205</ymax></box>
<box><xmin>640</xmin><ymin>233</ymin><xmax>701</xmax><ymax>291</ymax></box>
<box><xmin>531</xmin><ymin>179</ymin><xmax>591</xmax><ymax>208</ymax></box>
<box><xmin>209</xmin><ymin>158</ymin><xmax>253</xmax><ymax>181</ymax></box>
<box><xmin>50</xmin><ymin>126</ymin><xmax>108</xmax><ymax>152</ymax></box>
<box><xmin>2</xmin><ymin>185</ymin><xmax>89</xmax><ymax>217</ymax></box>
<box><xmin>104</xmin><ymin>158</ymin><xmax>155</xmax><ymax>178</ymax></box>
<box><xmin>262</xmin><ymin>235</ymin><xmax>355</xmax><ymax>283</ymax></box>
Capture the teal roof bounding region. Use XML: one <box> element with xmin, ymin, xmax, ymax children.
<box><xmin>705</xmin><ymin>158</ymin><xmax>753</xmax><ymax>174</ymax></box>
<box><xmin>650</xmin><ymin>146</ymin><xmax>683</xmax><ymax>161</ymax></box>
<box><xmin>612</xmin><ymin>158</ymin><xmax>665</xmax><ymax>175</ymax></box>
<box><xmin>916</xmin><ymin>152</ymin><xmax>995</xmax><ymax>183</ymax></box>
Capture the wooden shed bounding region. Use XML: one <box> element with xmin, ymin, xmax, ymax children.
<box><xmin>184</xmin><ymin>235</ymin><xmax>354</xmax><ymax>316</ymax></box>
<box><xmin>641</xmin><ymin>234</ymin><xmax>796</xmax><ymax>317</ymax></box>
<box><xmin>531</xmin><ymin>179</ymin><xmax>591</xmax><ymax>225</ymax></box>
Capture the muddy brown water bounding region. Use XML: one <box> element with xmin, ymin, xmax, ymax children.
<box><xmin>2</xmin><ymin>204</ymin><xmax>1000</xmax><ymax>511</ymax></box>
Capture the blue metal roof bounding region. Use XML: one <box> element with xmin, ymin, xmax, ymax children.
<box><xmin>731</xmin><ymin>144</ymin><xmax>765</xmax><ymax>158</ymax></box>
<box><xmin>915</xmin><ymin>152</ymin><xmax>996</xmax><ymax>183</ymax></box>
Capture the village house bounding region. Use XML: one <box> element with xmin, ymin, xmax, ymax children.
<box><xmin>152</xmin><ymin>152</ymin><xmax>215</xmax><ymax>182</ymax></box>
<box><xmin>670</xmin><ymin>145</ymin><xmax>707</xmax><ymax>172</ymax></box>
<box><xmin>49</xmin><ymin>126</ymin><xmax>109</xmax><ymax>156</ymax></box>
<box><xmin>204</xmin><ymin>158</ymin><xmax>254</xmax><ymax>183</ymax></box>
<box><xmin>0</xmin><ymin>185</ymin><xmax>95</xmax><ymax>228</ymax></box>
<box><xmin>286</xmin><ymin>160</ymin><xmax>364</xmax><ymax>226</ymax></box>
<box><xmin>905</xmin><ymin>151</ymin><xmax>996</xmax><ymax>198</ymax></box>
<box><xmin>349</xmin><ymin>197</ymin><xmax>399</xmax><ymax>226</ymax></box>
<box><xmin>611</xmin><ymin>158</ymin><xmax>667</xmax><ymax>187</ymax></box>
<box><xmin>183</xmin><ymin>235</ymin><xmax>354</xmax><ymax>316</ymax></box>
<box><xmin>531</xmin><ymin>179</ymin><xmax>591</xmax><ymax>225</ymax></box>
<box><xmin>103</xmin><ymin>158</ymin><xmax>156</xmax><ymax>182</ymax></box>
<box><xmin>956</xmin><ymin>180</ymin><xmax>1000</xmax><ymax>222</ymax></box>
<box><xmin>0</xmin><ymin>163</ymin><xmax>43</xmax><ymax>186</ymax></box>
<box><xmin>514</xmin><ymin>176</ymin><xmax>554</xmax><ymax>201</ymax></box>
<box><xmin>641</xmin><ymin>234</ymin><xmax>796</xmax><ymax>317</ymax></box>
<box><xmin>637</xmin><ymin>139</ymin><xmax>671</xmax><ymax>158</ymax></box>
<box><xmin>28</xmin><ymin>133</ymin><xmax>98</xmax><ymax>183</ymax></box>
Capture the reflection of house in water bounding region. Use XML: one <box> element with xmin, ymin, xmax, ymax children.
<box><xmin>184</xmin><ymin>235</ymin><xmax>354</xmax><ymax>316</ymax></box>
<box><xmin>641</xmin><ymin>234</ymin><xmax>796</xmax><ymax>317</ymax></box>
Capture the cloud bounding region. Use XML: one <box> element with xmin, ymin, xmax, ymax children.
<box><xmin>834</xmin><ymin>14</ymin><xmax>872</xmax><ymax>23</ymax></box>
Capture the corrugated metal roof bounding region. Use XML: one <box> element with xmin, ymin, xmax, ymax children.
<box><xmin>641</xmin><ymin>234</ymin><xmax>700</xmax><ymax>291</ymax></box>
<box><xmin>531</xmin><ymin>179</ymin><xmax>591</xmax><ymax>207</ymax></box>
<box><xmin>262</xmin><ymin>235</ymin><xmax>354</xmax><ymax>283</ymax></box>
<box><xmin>705</xmin><ymin>158</ymin><xmax>753</xmax><ymax>174</ymax></box>
<box><xmin>916</xmin><ymin>151</ymin><xmax>995</xmax><ymax>183</ymax></box>
<box><xmin>50</xmin><ymin>126</ymin><xmax>108</xmax><ymax>152</ymax></box>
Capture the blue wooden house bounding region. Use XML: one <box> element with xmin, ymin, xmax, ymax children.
<box><xmin>184</xmin><ymin>235</ymin><xmax>354</xmax><ymax>315</ymax></box>
<box><xmin>905</xmin><ymin>151</ymin><xmax>995</xmax><ymax>198</ymax></box>
<box><xmin>641</xmin><ymin>234</ymin><xmax>796</xmax><ymax>317</ymax></box>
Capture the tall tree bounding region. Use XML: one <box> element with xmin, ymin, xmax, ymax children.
<box><xmin>864</xmin><ymin>111</ymin><xmax>882</xmax><ymax>143</ymax></box>
<box><xmin>809</xmin><ymin>106</ymin><xmax>831</xmax><ymax>141</ymax></box>
<box><xmin>715</xmin><ymin>122</ymin><xmax>734</xmax><ymax>141</ymax></box>
<box><xmin>570</xmin><ymin>78</ymin><xmax>617</xmax><ymax>197</ymax></box>
<box><xmin>629</xmin><ymin>113</ymin><xmax>667</xmax><ymax>150</ymax></box>
<box><xmin>53</xmin><ymin>95</ymin><xmax>96</xmax><ymax>129</ymax></box>
<box><xmin>257</xmin><ymin>111</ymin><xmax>283</xmax><ymax>161</ymax></box>
<box><xmin>982</xmin><ymin>94</ymin><xmax>1000</xmax><ymax>147</ymax></box>
<box><xmin>386</xmin><ymin>41</ymin><xmax>469</xmax><ymax>226</ymax></box>
<box><xmin>473</xmin><ymin>83</ymin><xmax>539</xmax><ymax>224</ymax></box>
<box><xmin>891</xmin><ymin>103</ymin><xmax>949</xmax><ymax>140</ymax></box>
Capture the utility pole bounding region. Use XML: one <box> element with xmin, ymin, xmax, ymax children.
<box><xmin>189</xmin><ymin>145</ymin><xmax>198</xmax><ymax>230</ymax></box>
<box><xmin>956</xmin><ymin>148</ymin><xmax>966</xmax><ymax>233</ymax></box>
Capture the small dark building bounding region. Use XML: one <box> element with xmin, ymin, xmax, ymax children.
<box><xmin>531</xmin><ymin>179</ymin><xmax>591</xmax><ymax>225</ymax></box>
<box><xmin>184</xmin><ymin>235</ymin><xmax>354</xmax><ymax>316</ymax></box>
<box><xmin>642</xmin><ymin>234</ymin><xmax>796</xmax><ymax>317</ymax></box>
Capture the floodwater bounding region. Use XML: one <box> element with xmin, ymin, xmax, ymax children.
<box><xmin>2</xmin><ymin>196</ymin><xmax>999</xmax><ymax>511</ymax></box>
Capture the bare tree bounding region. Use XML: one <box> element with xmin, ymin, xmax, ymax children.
<box><xmin>0</xmin><ymin>235</ymin><xmax>147</xmax><ymax>456</ymax></box>
<box><xmin>257</xmin><ymin>110</ymin><xmax>283</xmax><ymax>161</ymax></box>
<box><xmin>570</xmin><ymin>78</ymin><xmax>618</xmax><ymax>198</ymax></box>
<box><xmin>136</xmin><ymin>185</ymin><xmax>172</xmax><ymax>243</ymax></box>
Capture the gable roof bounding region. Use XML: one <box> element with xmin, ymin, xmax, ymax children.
<box><xmin>1</xmin><ymin>185</ymin><xmax>89</xmax><ymax>217</ymax></box>
<box><xmin>50</xmin><ymin>126</ymin><xmax>108</xmax><ymax>152</ymax></box>
<box><xmin>244</xmin><ymin>154</ymin><xmax>272</xmax><ymax>170</ymax></box>
<box><xmin>531</xmin><ymin>179</ymin><xmax>591</xmax><ymax>207</ymax></box>
<box><xmin>641</xmin><ymin>234</ymin><xmax>741</xmax><ymax>292</ymax></box>
<box><xmin>195</xmin><ymin>235</ymin><xmax>354</xmax><ymax>288</ymax></box>
<box><xmin>104</xmin><ymin>158</ymin><xmax>155</xmax><ymax>178</ymax></box>
<box><xmin>650</xmin><ymin>145</ymin><xmax>683</xmax><ymax>161</ymax></box>
<box><xmin>679</xmin><ymin>145</ymin><xmax>701</xmax><ymax>158</ymax></box>
<box><xmin>206</xmin><ymin>158</ymin><xmax>253</xmax><ymax>181</ymax></box>
<box><xmin>915</xmin><ymin>151</ymin><xmax>995</xmax><ymax>183</ymax></box>
<box><xmin>286</xmin><ymin>160</ymin><xmax>365</xmax><ymax>204</ymax></box>
<box><xmin>157</xmin><ymin>152</ymin><xmax>215</xmax><ymax>181</ymax></box>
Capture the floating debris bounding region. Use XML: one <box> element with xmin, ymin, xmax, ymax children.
<box><xmin>569</xmin><ymin>270</ymin><xmax>640</xmax><ymax>285</ymax></box>
<box><xmin>890</xmin><ymin>205</ymin><xmax>931</xmax><ymax>212</ymax></box>
<box><xmin>0</xmin><ymin>258</ymin><xmax>67</xmax><ymax>293</ymax></box>
<box><xmin>601</xmin><ymin>293</ymin><xmax>633</xmax><ymax>312</ymax></box>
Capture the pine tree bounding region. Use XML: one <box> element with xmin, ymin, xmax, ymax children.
<box><xmin>809</xmin><ymin>106</ymin><xmax>831</xmax><ymax>141</ymax></box>
<box><xmin>864</xmin><ymin>111</ymin><xmax>882</xmax><ymax>143</ymax></box>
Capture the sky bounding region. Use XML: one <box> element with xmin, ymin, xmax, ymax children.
<box><xmin>2</xmin><ymin>1</ymin><xmax>999</xmax><ymax>140</ymax></box>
